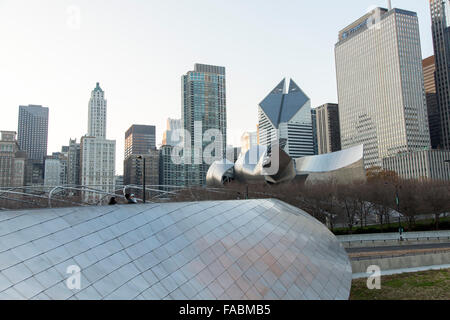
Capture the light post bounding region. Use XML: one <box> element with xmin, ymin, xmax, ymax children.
<box><xmin>395</xmin><ymin>184</ymin><xmax>403</xmax><ymax>241</ymax></box>
<box><xmin>137</xmin><ymin>156</ymin><xmax>146</xmax><ymax>204</ymax></box>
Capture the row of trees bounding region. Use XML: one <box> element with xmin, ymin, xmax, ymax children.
<box><xmin>172</xmin><ymin>172</ymin><xmax>450</xmax><ymax>233</ymax></box>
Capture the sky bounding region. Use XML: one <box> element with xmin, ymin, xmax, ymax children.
<box><xmin>0</xmin><ymin>0</ymin><xmax>434</xmax><ymax>175</ymax></box>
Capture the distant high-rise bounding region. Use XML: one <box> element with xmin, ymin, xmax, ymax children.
<box><xmin>159</xmin><ymin>145</ymin><xmax>184</xmax><ymax>191</ymax></box>
<box><xmin>182</xmin><ymin>63</ymin><xmax>227</xmax><ymax>186</ymax></box>
<box><xmin>315</xmin><ymin>103</ymin><xmax>341</xmax><ymax>155</ymax></box>
<box><xmin>258</xmin><ymin>78</ymin><xmax>314</xmax><ymax>158</ymax></box>
<box><xmin>88</xmin><ymin>82</ymin><xmax>107</xmax><ymax>139</ymax></box>
<box><xmin>18</xmin><ymin>104</ymin><xmax>48</xmax><ymax>161</ymax></box>
<box><xmin>162</xmin><ymin>118</ymin><xmax>182</xmax><ymax>146</ymax></box>
<box><xmin>423</xmin><ymin>56</ymin><xmax>442</xmax><ymax>149</ymax></box>
<box><xmin>123</xmin><ymin>150</ymin><xmax>159</xmax><ymax>197</ymax></box>
<box><xmin>0</xmin><ymin>131</ymin><xmax>26</xmax><ymax>187</ymax></box>
<box><xmin>44</xmin><ymin>153</ymin><xmax>67</xmax><ymax>187</ymax></box>
<box><xmin>124</xmin><ymin>125</ymin><xmax>156</xmax><ymax>160</ymax></box>
<box><xmin>241</xmin><ymin>131</ymin><xmax>258</xmax><ymax>154</ymax></box>
<box><xmin>80</xmin><ymin>83</ymin><xmax>116</xmax><ymax>203</ymax></box>
<box><xmin>67</xmin><ymin>139</ymin><xmax>81</xmax><ymax>186</ymax></box>
<box><xmin>335</xmin><ymin>7</ymin><xmax>431</xmax><ymax>169</ymax></box>
<box><xmin>430</xmin><ymin>0</ymin><xmax>450</xmax><ymax>150</ymax></box>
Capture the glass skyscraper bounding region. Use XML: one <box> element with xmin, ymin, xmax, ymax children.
<box><xmin>181</xmin><ymin>64</ymin><xmax>227</xmax><ymax>186</ymax></box>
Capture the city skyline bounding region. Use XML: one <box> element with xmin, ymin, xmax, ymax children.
<box><xmin>0</xmin><ymin>0</ymin><xmax>435</xmax><ymax>174</ymax></box>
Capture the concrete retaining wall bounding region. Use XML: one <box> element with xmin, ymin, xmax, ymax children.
<box><xmin>351</xmin><ymin>252</ymin><xmax>450</xmax><ymax>274</ymax></box>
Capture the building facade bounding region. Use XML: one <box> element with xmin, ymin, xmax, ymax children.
<box><xmin>124</xmin><ymin>125</ymin><xmax>156</xmax><ymax>160</ymax></box>
<box><xmin>159</xmin><ymin>145</ymin><xmax>184</xmax><ymax>191</ymax></box>
<box><xmin>423</xmin><ymin>56</ymin><xmax>442</xmax><ymax>149</ymax></box>
<box><xmin>258</xmin><ymin>78</ymin><xmax>315</xmax><ymax>159</ymax></box>
<box><xmin>430</xmin><ymin>0</ymin><xmax>450</xmax><ymax>150</ymax></box>
<box><xmin>335</xmin><ymin>7</ymin><xmax>431</xmax><ymax>169</ymax></box>
<box><xmin>67</xmin><ymin>139</ymin><xmax>81</xmax><ymax>186</ymax></box>
<box><xmin>315</xmin><ymin>103</ymin><xmax>341</xmax><ymax>155</ymax></box>
<box><xmin>18</xmin><ymin>105</ymin><xmax>49</xmax><ymax>161</ymax></box>
<box><xmin>162</xmin><ymin>118</ymin><xmax>182</xmax><ymax>146</ymax></box>
<box><xmin>181</xmin><ymin>63</ymin><xmax>227</xmax><ymax>186</ymax></box>
<box><xmin>18</xmin><ymin>105</ymin><xmax>49</xmax><ymax>186</ymax></box>
<box><xmin>44</xmin><ymin>154</ymin><xmax>67</xmax><ymax>187</ymax></box>
<box><xmin>123</xmin><ymin>151</ymin><xmax>160</xmax><ymax>195</ymax></box>
<box><xmin>80</xmin><ymin>83</ymin><xmax>116</xmax><ymax>203</ymax></box>
<box><xmin>383</xmin><ymin>149</ymin><xmax>450</xmax><ymax>181</ymax></box>
<box><xmin>0</xmin><ymin>131</ymin><xmax>26</xmax><ymax>187</ymax></box>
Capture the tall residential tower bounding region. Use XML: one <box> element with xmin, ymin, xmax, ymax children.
<box><xmin>181</xmin><ymin>63</ymin><xmax>227</xmax><ymax>186</ymax></box>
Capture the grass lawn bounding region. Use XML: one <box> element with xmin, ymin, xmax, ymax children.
<box><xmin>350</xmin><ymin>269</ymin><xmax>450</xmax><ymax>300</ymax></box>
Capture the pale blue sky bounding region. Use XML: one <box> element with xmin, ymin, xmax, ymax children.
<box><xmin>0</xmin><ymin>0</ymin><xmax>433</xmax><ymax>174</ymax></box>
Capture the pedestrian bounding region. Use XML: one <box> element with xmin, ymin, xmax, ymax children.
<box><xmin>108</xmin><ymin>197</ymin><xmax>117</xmax><ymax>205</ymax></box>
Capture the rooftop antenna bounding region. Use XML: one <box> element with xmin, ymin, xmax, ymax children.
<box><xmin>387</xmin><ymin>0</ymin><xmax>392</xmax><ymax>10</ymax></box>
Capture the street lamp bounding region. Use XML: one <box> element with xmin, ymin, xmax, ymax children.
<box><xmin>137</xmin><ymin>156</ymin><xmax>146</xmax><ymax>204</ymax></box>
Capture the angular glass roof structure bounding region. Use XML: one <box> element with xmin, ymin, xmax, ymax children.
<box><xmin>259</xmin><ymin>79</ymin><xmax>310</xmax><ymax>128</ymax></box>
<box><xmin>0</xmin><ymin>199</ymin><xmax>352</xmax><ymax>300</ymax></box>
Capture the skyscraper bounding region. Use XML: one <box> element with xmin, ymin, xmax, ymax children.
<box><xmin>423</xmin><ymin>56</ymin><xmax>442</xmax><ymax>149</ymax></box>
<box><xmin>258</xmin><ymin>78</ymin><xmax>314</xmax><ymax>159</ymax></box>
<box><xmin>430</xmin><ymin>0</ymin><xmax>450</xmax><ymax>150</ymax></box>
<box><xmin>181</xmin><ymin>63</ymin><xmax>227</xmax><ymax>186</ymax></box>
<box><xmin>18</xmin><ymin>105</ymin><xmax>49</xmax><ymax>186</ymax></box>
<box><xmin>315</xmin><ymin>103</ymin><xmax>341</xmax><ymax>155</ymax></box>
<box><xmin>80</xmin><ymin>83</ymin><xmax>116</xmax><ymax>203</ymax></box>
<box><xmin>18</xmin><ymin>105</ymin><xmax>49</xmax><ymax>161</ymax></box>
<box><xmin>335</xmin><ymin>7</ymin><xmax>431</xmax><ymax>169</ymax></box>
<box><xmin>124</xmin><ymin>125</ymin><xmax>156</xmax><ymax>160</ymax></box>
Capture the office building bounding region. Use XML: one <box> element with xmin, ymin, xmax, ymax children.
<box><xmin>159</xmin><ymin>145</ymin><xmax>184</xmax><ymax>191</ymax></box>
<box><xmin>0</xmin><ymin>131</ymin><xmax>26</xmax><ymax>187</ymax></box>
<box><xmin>182</xmin><ymin>63</ymin><xmax>227</xmax><ymax>186</ymax></box>
<box><xmin>383</xmin><ymin>149</ymin><xmax>450</xmax><ymax>181</ymax></box>
<box><xmin>44</xmin><ymin>153</ymin><xmax>68</xmax><ymax>187</ymax></box>
<box><xmin>18</xmin><ymin>105</ymin><xmax>49</xmax><ymax>161</ymax></box>
<box><xmin>124</xmin><ymin>125</ymin><xmax>156</xmax><ymax>160</ymax></box>
<box><xmin>430</xmin><ymin>0</ymin><xmax>450</xmax><ymax>150</ymax></box>
<box><xmin>258</xmin><ymin>78</ymin><xmax>315</xmax><ymax>159</ymax></box>
<box><xmin>80</xmin><ymin>83</ymin><xmax>116</xmax><ymax>203</ymax></box>
<box><xmin>18</xmin><ymin>105</ymin><xmax>49</xmax><ymax>186</ymax></box>
<box><xmin>423</xmin><ymin>56</ymin><xmax>442</xmax><ymax>149</ymax></box>
<box><xmin>162</xmin><ymin>118</ymin><xmax>182</xmax><ymax>146</ymax></box>
<box><xmin>66</xmin><ymin>139</ymin><xmax>81</xmax><ymax>186</ymax></box>
<box><xmin>315</xmin><ymin>103</ymin><xmax>341</xmax><ymax>154</ymax></box>
<box><xmin>123</xmin><ymin>150</ymin><xmax>160</xmax><ymax>196</ymax></box>
<box><xmin>335</xmin><ymin>7</ymin><xmax>431</xmax><ymax>169</ymax></box>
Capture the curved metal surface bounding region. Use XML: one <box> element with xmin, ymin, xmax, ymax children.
<box><xmin>0</xmin><ymin>199</ymin><xmax>352</xmax><ymax>300</ymax></box>
<box><xmin>206</xmin><ymin>160</ymin><xmax>235</xmax><ymax>187</ymax></box>
<box><xmin>208</xmin><ymin>145</ymin><xmax>297</xmax><ymax>186</ymax></box>
<box><xmin>295</xmin><ymin>145</ymin><xmax>364</xmax><ymax>173</ymax></box>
